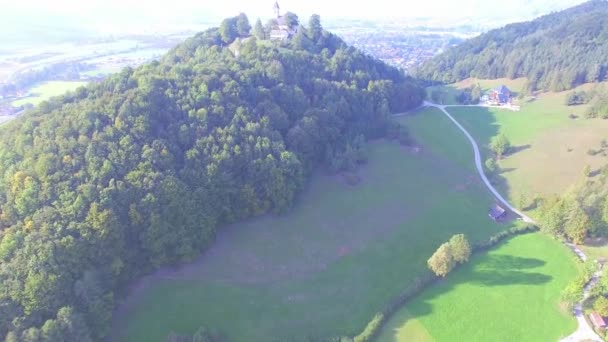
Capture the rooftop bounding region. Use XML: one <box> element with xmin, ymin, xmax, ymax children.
<box><xmin>590</xmin><ymin>312</ymin><xmax>606</xmax><ymax>328</ymax></box>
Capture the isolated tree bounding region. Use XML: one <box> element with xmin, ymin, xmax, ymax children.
<box><xmin>219</xmin><ymin>18</ymin><xmax>238</xmax><ymax>44</ymax></box>
<box><xmin>308</xmin><ymin>14</ymin><xmax>322</xmax><ymax>42</ymax></box>
<box><xmin>490</xmin><ymin>133</ymin><xmax>511</xmax><ymax>158</ymax></box>
<box><xmin>449</xmin><ymin>234</ymin><xmax>471</xmax><ymax>263</ymax></box>
<box><xmin>253</xmin><ymin>19</ymin><xmax>265</xmax><ymax>40</ymax></box>
<box><xmin>236</xmin><ymin>13</ymin><xmax>251</xmax><ymax>37</ymax></box>
<box><xmin>427</xmin><ymin>242</ymin><xmax>456</xmax><ymax>277</ymax></box>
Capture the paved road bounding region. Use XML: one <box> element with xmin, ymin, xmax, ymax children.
<box><xmin>561</xmin><ymin>243</ymin><xmax>603</xmax><ymax>342</ymax></box>
<box><xmin>423</xmin><ymin>102</ymin><xmax>534</xmax><ymax>222</ymax></box>
<box><xmin>420</xmin><ymin>102</ymin><xmax>602</xmax><ymax>342</ymax></box>
<box><xmin>561</xmin><ymin>269</ymin><xmax>603</xmax><ymax>342</ymax></box>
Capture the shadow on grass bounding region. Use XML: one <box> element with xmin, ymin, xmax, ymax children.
<box><xmin>381</xmin><ymin>240</ymin><xmax>551</xmax><ymax>342</ymax></box>
<box><xmin>499</xmin><ymin>167</ymin><xmax>517</xmax><ymax>174</ymax></box>
<box><xmin>509</xmin><ymin>144</ymin><xmax>532</xmax><ymax>155</ymax></box>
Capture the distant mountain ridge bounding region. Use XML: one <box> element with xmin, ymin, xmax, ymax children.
<box><xmin>414</xmin><ymin>0</ymin><xmax>608</xmax><ymax>92</ymax></box>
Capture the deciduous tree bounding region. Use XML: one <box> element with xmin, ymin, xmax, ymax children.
<box><xmin>428</xmin><ymin>243</ymin><xmax>456</xmax><ymax>277</ymax></box>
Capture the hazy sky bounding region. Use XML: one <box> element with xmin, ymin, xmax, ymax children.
<box><xmin>0</xmin><ymin>0</ymin><xmax>588</xmax><ymax>37</ymax></box>
<box><xmin>4</xmin><ymin>0</ymin><xmax>587</xmax><ymax>19</ymax></box>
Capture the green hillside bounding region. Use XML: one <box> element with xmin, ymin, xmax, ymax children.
<box><xmin>0</xmin><ymin>14</ymin><xmax>424</xmax><ymax>341</ymax></box>
<box><xmin>415</xmin><ymin>0</ymin><xmax>608</xmax><ymax>92</ymax></box>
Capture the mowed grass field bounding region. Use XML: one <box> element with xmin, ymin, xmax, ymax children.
<box><xmin>113</xmin><ymin>107</ymin><xmax>516</xmax><ymax>341</ymax></box>
<box><xmin>11</xmin><ymin>81</ymin><xmax>87</xmax><ymax>106</ymax></box>
<box><xmin>377</xmin><ymin>233</ymin><xmax>580</xmax><ymax>342</ymax></box>
<box><xmin>440</xmin><ymin>79</ymin><xmax>608</xmax><ymax>208</ymax></box>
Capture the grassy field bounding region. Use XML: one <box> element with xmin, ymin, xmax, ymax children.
<box><xmin>437</xmin><ymin>79</ymin><xmax>608</xmax><ymax>209</ymax></box>
<box><xmin>112</xmin><ymin>107</ymin><xmax>517</xmax><ymax>341</ymax></box>
<box><xmin>377</xmin><ymin>233</ymin><xmax>580</xmax><ymax>342</ymax></box>
<box><xmin>11</xmin><ymin>81</ymin><xmax>87</xmax><ymax>106</ymax></box>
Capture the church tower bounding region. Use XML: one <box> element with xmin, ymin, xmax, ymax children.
<box><xmin>273</xmin><ymin>1</ymin><xmax>280</xmax><ymax>18</ymax></box>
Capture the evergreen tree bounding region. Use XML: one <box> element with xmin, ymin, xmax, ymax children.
<box><xmin>253</xmin><ymin>19</ymin><xmax>265</xmax><ymax>40</ymax></box>
<box><xmin>219</xmin><ymin>17</ymin><xmax>238</xmax><ymax>44</ymax></box>
<box><xmin>236</xmin><ymin>13</ymin><xmax>251</xmax><ymax>37</ymax></box>
<box><xmin>308</xmin><ymin>14</ymin><xmax>322</xmax><ymax>42</ymax></box>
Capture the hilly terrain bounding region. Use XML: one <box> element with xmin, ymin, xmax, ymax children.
<box><xmin>415</xmin><ymin>0</ymin><xmax>608</xmax><ymax>92</ymax></box>
<box><xmin>0</xmin><ymin>14</ymin><xmax>425</xmax><ymax>341</ymax></box>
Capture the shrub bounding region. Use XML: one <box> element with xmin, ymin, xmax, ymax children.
<box><xmin>490</xmin><ymin>134</ymin><xmax>511</xmax><ymax>158</ymax></box>
<box><xmin>485</xmin><ymin>158</ymin><xmax>497</xmax><ymax>174</ymax></box>
<box><xmin>353</xmin><ymin>313</ymin><xmax>384</xmax><ymax>342</ymax></box>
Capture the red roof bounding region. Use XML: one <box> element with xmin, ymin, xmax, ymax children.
<box><xmin>590</xmin><ymin>312</ymin><xmax>606</xmax><ymax>328</ymax></box>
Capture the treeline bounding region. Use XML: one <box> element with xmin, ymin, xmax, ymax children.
<box><xmin>415</xmin><ymin>0</ymin><xmax>608</xmax><ymax>92</ymax></box>
<box><xmin>538</xmin><ymin>165</ymin><xmax>608</xmax><ymax>243</ymax></box>
<box><xmin>0</xmin><ymin>14</ymin><xmax>424</xmax><ymax>341</ymax></box>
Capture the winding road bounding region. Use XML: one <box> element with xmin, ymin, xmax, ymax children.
<box><xmin>420</xmin><ymin>101</ymin><xmax>603</xmax><ymax>342</ymax></box>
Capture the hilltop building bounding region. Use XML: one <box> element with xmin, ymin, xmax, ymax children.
<box><xmin>270</xmin><ymin>2</ymin><xmax>299</xmax><ymax>40</ymax></box>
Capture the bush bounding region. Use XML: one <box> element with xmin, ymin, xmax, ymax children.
<box><xmin>485</xmin><ymin>158</ymin><xmax>497</xmax><ymax>174</ymax></box>
<box><xmin>353</xmin><ymin>313</ymin><xmax>384</xmax><ymax>342</ymax></box>
<box><xmin>473</xmin><ymin>225</ymin><xmax>538</xmax><ymax>252</ymax></box>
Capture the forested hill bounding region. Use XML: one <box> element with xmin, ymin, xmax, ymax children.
<box><xmin>415</xmin><ymin>0</ymin><xmax>608</xmax><ymax>92</ymax></box>
<box><xmin>0</xmin><ymin>14</ymin><xmax>424</xmax><ymax>341</ymax></box>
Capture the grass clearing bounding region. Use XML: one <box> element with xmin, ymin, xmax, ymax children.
<box><xmin>437</xmin><ymin>80</ymin><xmax>608</xmax><ymax>209</ymax></box>
<box><xmin>11</xmin><ymin>81</ymin><xmax>87</xmax><ymax>106</ymax></box>
<box><xmin>378</xmin><ymin>233</ymin><xmax>580</xmax><ymax>342</ymax></box>
<box><xmin>112</xmin><ymin>107</ymin><xmax>516</xmax><ymax>341</ymax></box>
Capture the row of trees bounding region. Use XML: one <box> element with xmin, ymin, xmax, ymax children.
<box><xmin>427</xmin><ymin>234</ymin><xmax>471</xmax><ymax>277</ymax></box>
<box><xmin>455</xmin><ymin>84</ymin><xmax>482</xmax><ymax>105</ymax></box>
<box><xmin>415</xmin><ymin>1</ymin><xmax>608</xmax><ymax>92</ymax></box>
<box><xmin>0</xmin><ymin>14</ymin><xmax>425</xmax><ymax>341</ymax></box>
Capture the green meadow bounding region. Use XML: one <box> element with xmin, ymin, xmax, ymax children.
<box><xmin>11</xmin><ymin>81</ymin><xmax>87</xmax><ymax>106</ymax></box>
<box><xmin>113</xmin><ymin>107</ymin><xmax>516</xmax><ymax>341</ymax></box>
<box><xmin>378</xmin><ymin>233</ymin><xmax>580</xmax><ymax>342</ymax></box>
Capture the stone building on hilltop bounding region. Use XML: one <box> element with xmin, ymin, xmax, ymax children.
<box><xmin>270</xmin><ymin>2</ymin><xmax>299</xmax><ymax>40</ymax></box>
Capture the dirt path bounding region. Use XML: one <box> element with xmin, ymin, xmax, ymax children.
<box><xmin>418</xmin><ymin>101</ymin><xmax>602</xmax><ymax>342</ymax></box>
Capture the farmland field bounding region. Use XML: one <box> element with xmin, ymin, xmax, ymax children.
<box><xmin>112</xmin><ymin>107</ymin><xmax>517</xmax><ymax>341</ymax></box>
<box><xmin>11</xmin><ymin>80</ymin><xmax>87</xmax><ymax>106</ymax></box>
<box><xmin>377</xmin><ymin>233</ymin><xmax>580</xmax><ymax>342</ymax></box>
<box><xmin>432</xmin><ymin>79</ymin><xmax>608</xmax><ymax>210</ymax></box>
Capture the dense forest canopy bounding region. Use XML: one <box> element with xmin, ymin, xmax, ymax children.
<box><xmin>415</xmin><ymin>0</ymin><xmax>608</xmax><ymax>92</ymax></box>
<box><xmin>0</xmin><ymin>13</ymin><xmax>424</xmax><ymax>341</ymax></box>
